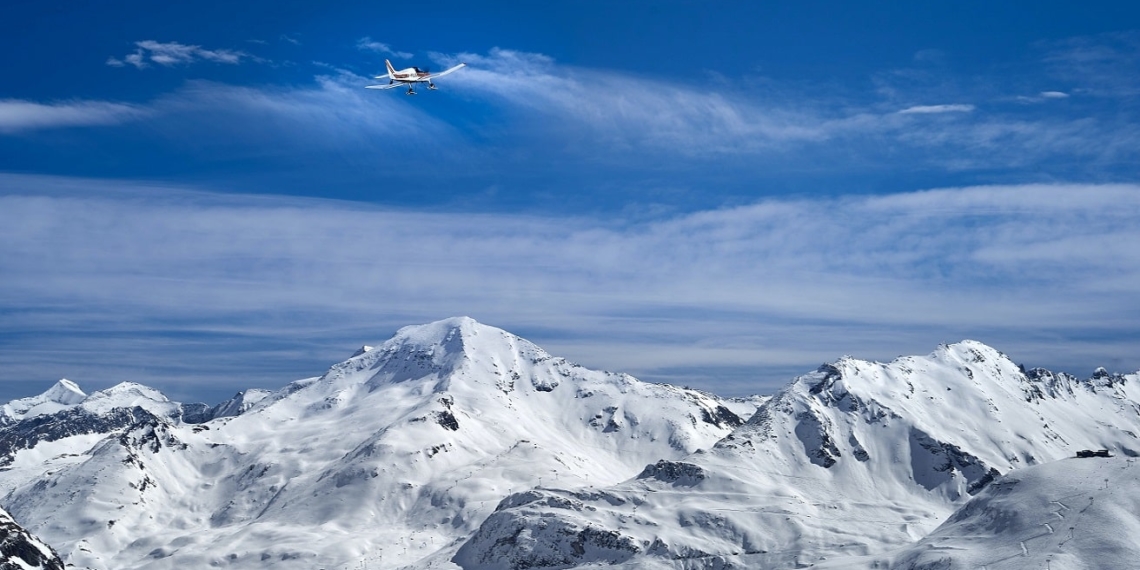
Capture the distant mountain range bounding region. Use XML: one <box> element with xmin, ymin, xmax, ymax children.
<box><xmin>0</xmin><ymin>317</ymin><xmax>1135</xmax><ymax>569</ymax></box>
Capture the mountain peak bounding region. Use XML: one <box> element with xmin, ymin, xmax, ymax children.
<box><xmin>312</xmin><ymin>317</ymin><xmax>551</xmax><ymax>395</ymax></box>
<box><xmin>1</xmin><ymin>378</ymin><xmax>90</xmax><ymax>422</ymax></box>
<box><xmin>80</xmin><ymin>382</ymin><xmax>178</xmax><ymax>417</ymax></box>
<box><xmin>931</xmin><ymin>339</ymin><xmax>1006</xmax><ymax>363</ymax></box>
<box><xmin>390</xmin><ymin>316</ymin><xmax>484</xmax><ymax>347</ymax></box>
<box><xmin>366</xmin><ymin>317</ymin><xmax>531</xmax><ymax>383</ymax></box>
<box><xmin>41</xmin><ymin>378</ymin><xmax>86</xmax><ymax>406</ymax></box>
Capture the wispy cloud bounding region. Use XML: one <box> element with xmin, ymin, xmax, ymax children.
<box><xmin>434</xmin><ymin>48</ymin><xmax>836</xmax><ymax>155</ymax></box>
<box><xmin>150</xmin><ymin>74</ymin><xmax>448</xmax><ymax>139</ymax></box>
<box><xmin>1016</xmin><ymin>90</ymin><xmax>1071</xmax><ymax>104</ymax></box>
<box><xmin>1040</xmin><ymin>31</ymin><xmax>1140</xmax><ymax>97</ymax></box>
<box><xmin>356</xmin><ymin>37</ymin><xmax>412</xmax><ymax>59</ymax></box>
<box><xmin>2</xmin><ymin>176</ymin><xmax>1137</xmax><ymax>399</ymax></box>
<box><xmin>417</xmin><ymin>48</ymin><xmax>1140</xmax><ymax>175</ymax></box>
<box><xmin>14</xmin><ymin>41</ymin><xmax>1140</xmax><ymax>181</ymax></box>
<box><xmin>9</xmin><ymin>44</ymin><xmax>1135</xmax><ymax>188</ymax></box>
<box><xmin>0</xmin><ymin>99</ymin><xmax>148</xmax><ymax>134</ymax></box>
<box><xmin>897</xmin><ymin>104</ymin><xmax>975</xmax><ymax>114</ymax></box>
<box><xmin>107</xmin><ymin>40</ymin><xmax>252</xmax><ymax>69</ymax></box>
<box><xmin>1</xmin><ymin>69</ymin><xmax>455</xmax><ymax>146</ymax></box>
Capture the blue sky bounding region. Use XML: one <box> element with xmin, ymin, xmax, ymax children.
<box><xmin>1</xmin><ymin>1</ymin><xmax>1139</xmax><ymax>404</ymax></box>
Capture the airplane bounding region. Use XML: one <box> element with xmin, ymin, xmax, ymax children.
<box><xmin>366</xmin><ymin>59</ymin><xmax>467</xmax><ymax>95</ymax></box>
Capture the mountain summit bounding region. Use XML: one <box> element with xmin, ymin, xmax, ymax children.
<box><xmin>0</xmin><ymin>379</ymin><xmax>86</xmax><ymax>423</ymax></box>
<box><xmin>0</xmin><ymin>317</ymin><xmax>755</xmax><ymax>570</ymax></box>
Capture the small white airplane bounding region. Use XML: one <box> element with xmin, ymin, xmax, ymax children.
<box><xmin>366</xmin><ymin>59</ymin><xmax>467</xmax><ymax>95</ymax></box>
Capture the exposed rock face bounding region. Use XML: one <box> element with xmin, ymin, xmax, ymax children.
<box><xmin>636</xmin><ymin>460</ymin><xmax>707</xmax><ymax>485</ymax></box>
<box><xmin>0</xmin><ymin>406</ymin><xmax>162</xmax><ymax>467</ymax></box>
<box><xmin>454</xmin><ymin>513</ymin><xmax>642</xmax><ymax>570</ymax></box>
<box><xmin>0</xmin><ymin>508</ymin><xmax>64</xmax><ymax>570</ymax></box>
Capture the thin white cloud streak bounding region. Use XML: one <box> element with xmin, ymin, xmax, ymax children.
<box><xmin>107</xmin><ymin>40</ymin><xmax>251</xmax><ymax>69</ymax></box>
<box><xmin>425</xmin><ymin>48</ymin><xmax>1134</xmax><ymax>170</ymax></box>
<box><xmin>1</xmin><ymin>72</ymin><xmax>459</xmax><ymax>160</ymax></box>
<box><xmin>438</xmin><ymin>49</ymin><xmax>836</xmax><ymax>155</ymax></box>
<box><xmin>1016</xmin><ymin>91</ymin><xmax>1071</xmax><ymax>103</ymax></box>
<box><xmin>897</xmin><ymin>104</ymin><xmax>975</xmax><ymax>114</ymax></box>
<box><xmin>1</xmin><ymin>176</ymin><xmax>1138</xmax><ymax>396</ymax></box>
<box><xmin>356</xmin><ymin>37</ymin><xmax>413</xmax><ymax>59</ymax></box>
<box><xmin>0</xmin><ymin>99</ymin><xmax>149</xmax><ymax>133</ymax></box>
<box><xmin>14</xmin><ymin>72</ymin><xmax>454</xmax><ymax>151</ymax></box>
<box><xmin>149</xmin><ymin>75</ymin><xmax>452</xmax><ymax>144</ymax></box>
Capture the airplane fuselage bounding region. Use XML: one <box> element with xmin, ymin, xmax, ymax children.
<box><xmin>390</xmin><ymin>66</ymin><xmax>433</xmax><ymax>84</ymax></box>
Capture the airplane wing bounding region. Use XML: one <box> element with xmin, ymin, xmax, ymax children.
<box><xmin>429</xmin><ymin>63</ymin><xmax>467</xmax><ymax>79</ymax></box>
<box><xmin>373</xmin><ymin>73</ymin><xmax>390</xmax><ymax>80</ymax></box>
<box><xmin>365</xmin><ymin>83</ymin><xmax>404</xmax><ymax>90</ymax></box>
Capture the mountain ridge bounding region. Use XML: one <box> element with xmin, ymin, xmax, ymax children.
<box><xmin>456</xmin><ymin>338</ymin><xmax>1140</xmax><ymax>569</ymax></box>
<box><xmin>0</xmin><ymin>320</ymin><xmax>1136</xmax><ymax>569</ymax></box>
<box><xmin>0</xmin><ymin>317</ymin><xmax>760</xmax><ymax>570</ymax></box>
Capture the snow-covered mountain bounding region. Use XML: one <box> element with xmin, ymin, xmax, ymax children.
<box><xmin>0</xmin><ymin>317</ymin><xmax>756</xmax><ymax>570</ymax></box>
<box><xmin>0</xmin><ymin>380</ymin><xmax>186</xmax><ymax>425</ymax></box>
<box><xmin>0</xmin><ymin>380</ymin><xmax>196</xmax><ymax>470</ymax></box>
<box><xmin>2</xmin><ymin>320</ymin><xmax>1137</xmax><ymax>570</ymax></box>
<box><xmin>884</xmin><ymin>454</ymin><xmax>1140</xmax><ymax>570</ymax></box>
<box><xmin>0</xmin><ymin>379</ymin><xmax>86</xmax><ymax>423</ymax></box>
<box><xmin>458</xmin><ymin>341</ymin><xmax>1140</xmax><ymax>569</ymax></box>
<box><xmin>0</xmin><ymin>506</ymin><xmax>64</xmax><ymax>570</ymax></box>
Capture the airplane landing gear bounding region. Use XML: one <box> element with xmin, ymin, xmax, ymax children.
<box><xmin>428</xmin><ymin>82</ymin><xmax>438</xmax><ymax>91</ymax></box>
<box><xmin>406</xmin><ymin>87</ymin><xmax>416</xmax><ymax>95</ymax></box>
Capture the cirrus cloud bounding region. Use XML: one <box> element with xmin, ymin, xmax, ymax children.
<box><xmin>356</xmin><ymin>37</ymin><xmax>413</xmax><ymax>59</ymax></box>
<box><xmin>0</xmin><ymin>99</ymin><xmax>149</xmax><ymax>134</ymax></box>
<box><xmin>107</xmin><ymin>40</ymin><xmax>253</xmax><ymax>69</ymax></box>
<box><xmin>1</xmin><ymin>175</ymin><xmax>1137</xmax><ymax>401</ymax></box>
<box><xmin>897</xmin><ymin>103</ymin><xmax>976</xmax><ymax>114</ymax></box>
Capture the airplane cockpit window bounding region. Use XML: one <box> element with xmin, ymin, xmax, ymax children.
<box><xmin>414</xmin><ymin>67</ymin><xmax>427</xmax><ymax>73</ymax></box>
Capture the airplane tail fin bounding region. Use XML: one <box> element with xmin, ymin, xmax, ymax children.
<box><xmin>385</xmin><ymin>59</ymin><xmax>397</xmax><ymax>76</ymax></box>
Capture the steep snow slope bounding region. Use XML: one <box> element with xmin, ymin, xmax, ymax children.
<box><xmin>207</xmin><ymin>388</ymin><xmax>272</xmax><ymax>419</ymax></box>
<box><xmin>0</xmin><ymin>507</ymin><xmax>64</xmax><ymax>570</ymax></box>
<box><xmin>0</xmin><ymin>317</ymin><xmax>755</xmax><ymax>570</ymax></box>
<box><xmin>457</xmin><ymin>341</ymin><xmax>1140</xmax><ymax>570</ymax></box>
<box><xmin>0</xmin><ymin>379</ymin><xmax>86</xmax><ymax>424</ymax></box>
<box><xmin>886</xmin><ymin>455</ymin><xmax>1140</xmax><ymax>570</ymax></box>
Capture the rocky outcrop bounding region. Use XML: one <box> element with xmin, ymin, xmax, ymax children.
<box><xmin>0</xmin><ymin>508</ymin><xmax>64</xmax><ymax>570</ymax></box>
